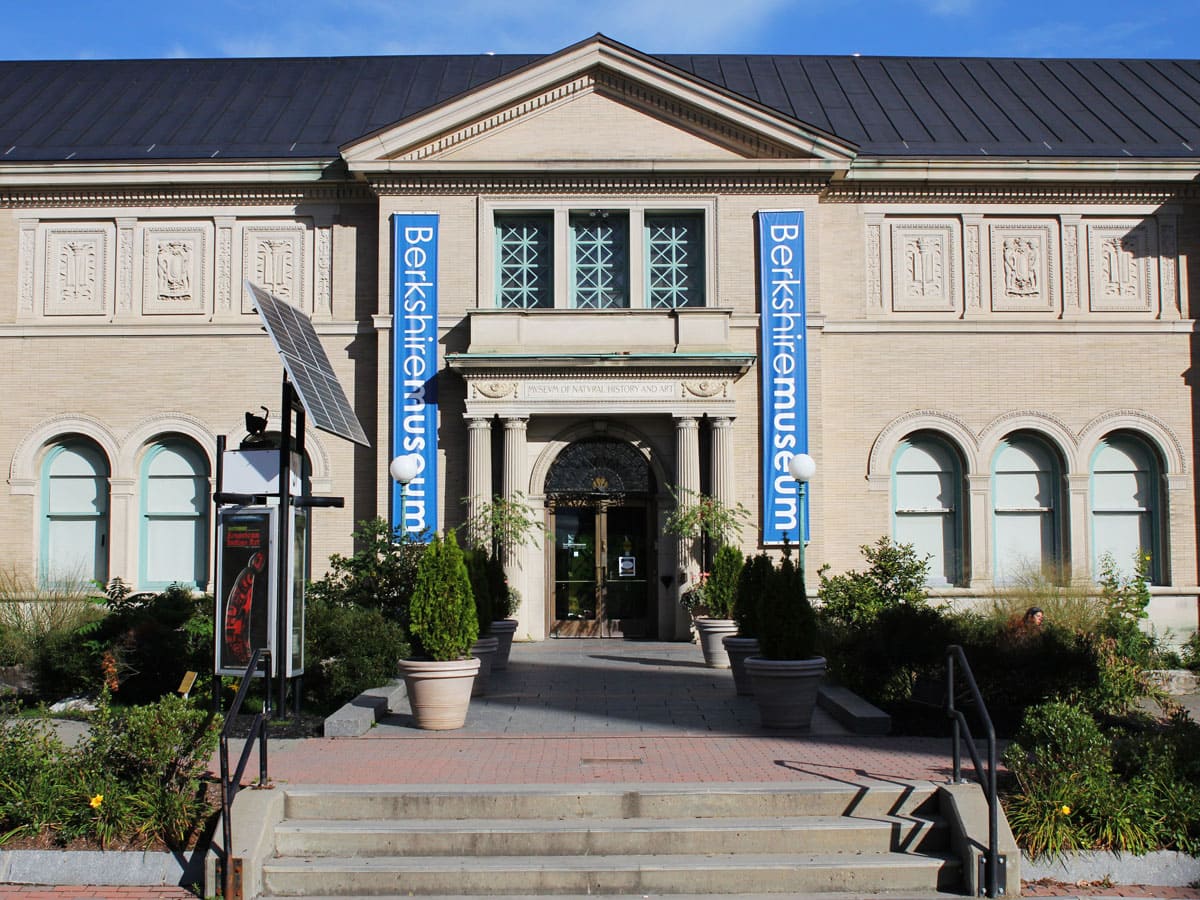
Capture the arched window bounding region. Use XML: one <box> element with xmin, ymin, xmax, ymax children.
<box><xmin>893</xmin><ymin>434</ymin><xmax>964</xmax><ymax>586</ymax></box>
<box><xmin>992</xmin><ymin>433</ymin><xmax>1064</xmax><ymax>584</ymax></box>
<box><xmin>41</xmin><ymin>440</ymin><xmax>110</xmax><ymax>586</ymax></box>
<box><xmin>140</xmin><ymin>440</ymin><xmax>209</xmax><ymax>590</ymax></box>
<box><xmin>1091</xmin><ymin>432</ymin><xmax>1163</xmax><ymax>583</ymax></box>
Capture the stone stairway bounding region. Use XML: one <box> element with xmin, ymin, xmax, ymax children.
<box><xmin>230</xmin><ymin>782</ymin><xmax>974</xmax><ymax>898</ymax></box>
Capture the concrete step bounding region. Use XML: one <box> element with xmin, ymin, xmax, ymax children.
<box><xmin>262</xmin><ymin>851</ymin><xmax>962</xmax><ymax>896</ymax></box>
<box><xmin>274</xmin><ymin>813</ymin><xmax>947</xmax><ymax>857</ymax></box>
<box><xmin>280</xmin><ymin>782</ymin><xmax>940</xmax><ymax>822</ymax></box>
<box><xmin>271</xmin><ymin>894</ymin><xmax>967</xmax><ymax>900</ymax></box>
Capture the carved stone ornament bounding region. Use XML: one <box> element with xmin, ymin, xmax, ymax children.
<box><xmin>988</xmin><ymin>223</ymin><xmax>1055</xmax><ymax>312</ymax></box>
<box><xmin>142</xmin><ymin>225</ymin><xmax>208</xmax><ymax>315</ymax></box>
<box><xmin>44</xmin><ymin>226</ymin><xmax>110</xmax><ymax>316</ymax></box>
<box><xmin>1087</xmin><ymin>222</ymin><xmax>1153</xmax><ymax>312</ymax></box>
<box><xmin>242</xmin><ymin>225</ymin><xmax>307</xmax><ymax>312</ymax></box>
<box><xmin>683</xmin><ymin>379</ymin><xmax>725</xmax><ymax>398</ymax></box>
<box><xmin>889</xmin><ymin>222</ymin><xmax>957</xmax><ymax>312</ymax></box>
<box><xmin>474</xmin><ymin>381</ymin><xmax>517</xmax><ymax>399</ymax></box>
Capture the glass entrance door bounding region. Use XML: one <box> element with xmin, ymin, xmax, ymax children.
<box><xmin>551</xmin><ymin>503</ymin><xmax>649</xmax><ymax>637</ymax></box>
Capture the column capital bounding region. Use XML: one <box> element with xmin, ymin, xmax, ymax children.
<box><xmin>466</xmin><ymin>415</ymin><xmax>493</xmax><ymax>429</ymax></box>
<box><xmin>674</xmin><ymin>415</ymin><xmax>699</xmax><ymax>429</ymax></box>
<box><xmin>504</xmin><ymin>416</ymin><xmax>529</xmax><ymax>430</ymax></box>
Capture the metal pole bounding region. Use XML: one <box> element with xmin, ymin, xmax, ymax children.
<box><xmin>276</xmin><ymin>379</ymin><xmax>293</xmax><ymax>718</ymax></box>
<box><xmin>400</xmin><ymin>483</ymin><xmax>407</xmax><ymax>540</ymax></box>
<box><xmin>797</xmin><ymin>482</ymin><xmax>806</xmax><ymax>581</ymax></box>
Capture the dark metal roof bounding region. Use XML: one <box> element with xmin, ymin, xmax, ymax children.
<box><xmin>1</xmin><ymin>51</ymin><xmax>1198</xmax><ymax>163</ymax></box>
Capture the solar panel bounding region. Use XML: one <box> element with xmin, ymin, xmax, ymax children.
<box><xmin>245</xmin><ymin>281</ymin><xmax>371</xmax><ymax>447</ymax></box>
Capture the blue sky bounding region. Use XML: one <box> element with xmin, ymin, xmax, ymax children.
<box><xmin>3</xmin><ymin>0</ymin><xmax>1197</xmax><ymax>60</ymax></box>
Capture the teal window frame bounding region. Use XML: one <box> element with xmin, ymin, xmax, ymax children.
<box><xmin>891</xmin><ymin>434</ymin><xmax>964</xmax><ymax>586</ymax></box>
<box><xmin>138</xmin><ymin>439</ymin><xmax>210</xmax><ymax>591</ymax></box>
<box><xmin>645</xmin><ymin>213</ymin><xmax>705</xmax><ymax>308</ymax></box>
<box><xmin>40</xmin><ymin>439</ymin><xmax>110</xmax><ymax>588</ymax></box>
<box><xmin>495</xmin><ymin>213</ymin><xmax>554</xmax><ymax>309</ymax></box>
<box><xmin>991</xmin><ymin>433</ymin><xmax>1065</xmax><ymax>585</ymax></box>
<box><xmin>1089</xmin><ymin>432</ymin><xmax>1163</xmax><ymax>584</ymax></box>
<box><xmin>569</xmin><ymin>210</ymin><xmax>629</xmax><ymax>309</ymax></box>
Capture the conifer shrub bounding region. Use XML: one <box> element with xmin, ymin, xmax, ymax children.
<box><xmin>408</xmin><ymin>532</ymin><xmax>478</xmax><ymax>661</ymax></box>
<box><xmin>463</xmin><ymin>548</ymin><xmax>493</xmax><ymax>635</ymax></box>
<box><xmin>704</xmin><ymin>544</ymin><xmax>743</xmax><ymax>620</ymax></box>
<box><xmin>733</xmin><ymin>552</ymin><xmax>770</xmax><ymax>639</ymax></box>
<box><xmin>756</xmin><ymin>550</ymin><xmax>818</xmax><ymax>660</ymax></box>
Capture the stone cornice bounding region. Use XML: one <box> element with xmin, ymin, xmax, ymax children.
<box><xmin>0</xmin><ymin>182</ymin><xmax>375</xmax><ymax>209</ymax></box>
<box><xmin>823</xmin><ymin>181</ymin><xmax>1199</xmax><ymax>205</ymax></box>
<box><xmin>368</xmin><ymin>173</ymin><xmax>829</xmax><ymax>195</ymax></box>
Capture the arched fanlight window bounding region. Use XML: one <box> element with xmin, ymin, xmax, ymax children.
<box><xmin>992</xmin><ymin>433</ymin><xmax>1065</xmax><ymax>584</ymax></box>
<box><xmin>545</xmin><ymin>439</ymin><xmax>653</xmax><ymax>499</ymax></box>
<box><xmin>41</xmin><ymin>439</ymin><xmax>110</xmax><ymax>587</ymax></box>
<box><xmin>892</xmin><ymin>433</ymin><xmax>965</xmax><ymax>586</ymax></box>
<box><xmin>1090</xmin><ymin>432</ymin><xmax>1163</xmax><ymax>583</ymax></box>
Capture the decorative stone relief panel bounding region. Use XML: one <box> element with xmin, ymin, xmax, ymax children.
<box><xmin>241</xmin><ymin>224</ymin><xmax>309</xmax><ymax>313</ymax></box>
<box><xmin>18</xmin><ymin>219</ymin><xmax>36</xmax><ymax>315</ymax></box>
<box><xmin>1061</xmin><ymin>217</ymin><xmax>1081</xmax><ymax>312</ymax></box>
<box><xmin>116</xmin><ymin>219</ymin><xmax>135</xmax><ymax>314</ymax></box>
<box><xmin>1158</xmin><ymin>215</ymin><xmax>1179</xmax><ymax>319</ymax></box>
<box><xmin>864</xmin><ymin>216</ymin><xmax>882</xmax><ymax>311</ymax></box>
<box><xmin>215</xmin><ymin>217</ymin><xmax>235</xmax><ymax>314</ymax></box>
<box><xmin>42</xmin><ymin>224</ymin><xmax>113</xmax><ymax>316</ymax></box>
<box><xmin>888</xmin><ymin>221</ymin><xmax>959</xmax><ymax>312</ymax></box>
<box><xmin>314</xmin><ymin>225</ymin><xmax>332</xmax><ymax>318</ymax></box>
<box><xmin>1086</xmin><ymin>221</ymin><xmax>1156</xmax><ymax>313</ymax></box>
<box><xmin>963</xmin><ymin>218</ymin><xmax>982</xmax><ymax>311</ymax></box>
<box><xmin>988</xmin><ymin>221</ymin><xmax>1057</xmax><ymax>312</ymax></box>
<box><xmin>140</xmin><ymin>223</ymin><xmax>211</xmax><ymax>315</ymax></box>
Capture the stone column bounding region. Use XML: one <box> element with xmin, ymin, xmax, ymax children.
<box><xmin>1067</xmin><ymin>473</ymin><xmax>1091</xmax><ymax>584</ymax></box>
<box><xmin>501</xmin><ymin>417</ymin><xmax>529</xmax><ymax>604</ymax></box>
<box><xmin>967</xmin><ymin>473</ymin><xmax>992</xmax><ymax>589</ymax></box>
<box><xmin>465</xmin><ymin>416</ymin><xmax>494</xmax><ymax>550</ymax></box>
<box><xmin>673</xmin><ymin>416</ymin><xmax>701</xmax><ymax>639</ymax></box>
<box><xmin>710</xmin><ymin>416</ymin><xmax>736</xmax><ymax>543</ymax></box>
<box><xmin>108</xmin><ymin>478</ymin><xmax>137</xmax><ymax>586</ymax></box>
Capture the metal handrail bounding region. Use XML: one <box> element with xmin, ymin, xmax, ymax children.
<box><xmin>945</xmin><ymin>644</ymin><xmax>1005</xmax><ymax>897</ymax></box>
<box><xmin>218</xmin><ymin>648</ymin><xmax>271</xmax><ymax>900</ymax></box>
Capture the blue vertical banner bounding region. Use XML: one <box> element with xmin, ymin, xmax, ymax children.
<box><xmin>758</xmin><ymin>211</ymin><xmax>810</xmax><ymax>546</ymax></box>
<box><xmin>391</xmin><ymin>214</ymin><xmax>439</xmax><ymax>540</ymax></box>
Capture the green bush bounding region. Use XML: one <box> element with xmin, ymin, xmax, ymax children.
<box><xmin>757</xmin><ymin>548</ymin><xmax>818</xmax><ymax>660</ymax></box>
<box><xmin>409</xmin><ymin>532</ymin><xmax>478</xmax><ymax>661</ymax></box>
<box><xmin>486</xmin><ymin>552</ymin><xmax>515</xmax><ymax>620</ymax></box>
<box><xmin>817</xmin><ymin>537</ymin><xmax>930</xmax><ymax>629</ymax></box>
<box><xmin>307</xmin><ymin>518</ymin><xmax>426</xmax><ymax>630</ymax></box>
<box><xmin>0</xmin><ymin>692</ymin><xmax>219</xmax><ymax>850</ymax></box>
<box><xmin>303</xmin><ymin>599</ymin><xmax>410</xmax><ymax>714</ymax></box>
<box><xmin>463</xmin><ymin>549</ymin><xmax>493</xmax><ymax>635</ymax></box>
<box><xmin>1002</xmin><ymin>699</ymin><xmax>1200</xmax><ymax>858</ymax></box>
<box><xmin>704</xmin><ymin>544</ymin><xmax>743</xmax><ymax>620</ymax></box>
<box><xmin>733</xmin><ymin>553</ymin><xmax>769</xmax><ymax>639</ymax></box>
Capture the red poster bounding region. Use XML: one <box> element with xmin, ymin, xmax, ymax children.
<box><xmin>217</xmin><ymin>510</ymin><xmax>272</xmax><ymax>672</ymax></box>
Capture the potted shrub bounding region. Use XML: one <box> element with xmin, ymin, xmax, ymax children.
<box><xmin>725</xmin><ymin>551</ymin><xmax>768</xmax><ymax>695</ymax></box>
<box><xmin>692</xmin><ymin>544</ymin><xmax>743</xmax><ymax>668</ymax></box>
<box><xmin>486</xmin><ymin>551</ymin><xmax>519</xmax><ymax>671</ymax></box>
<box><xmin>463</xmin><ymin>491</ymin><xmax>547</xmax><ymax>664</ymax></box>
<box><xmin>662</xmin><ymin>487</ymin><xmax>751</xmax><ymax>664</ymax></box>
<box><xmin>745</xmin><ymin>547</ymin><xmax>826</xmax><ymax>728</ymax></box>
<box><xmin>463</xmin><ymin>548</ymin><xmax>499</xmax><ymax>696</ymax></box>
<box><xmin>397</xmin><ymin>531</ymin><xmax>480</xmax><ymax>730</ymax></box>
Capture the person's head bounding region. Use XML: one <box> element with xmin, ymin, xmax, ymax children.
<box><xmin>1024</xmin><ymin>606</ymin><xmax>1044</xmax><ymax>626</ymax></box>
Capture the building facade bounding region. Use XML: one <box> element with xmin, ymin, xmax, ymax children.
<box><xmin>1</xmin><ymin>36</ymin><xmax>1198</xmax><ymax>642</ymax></box>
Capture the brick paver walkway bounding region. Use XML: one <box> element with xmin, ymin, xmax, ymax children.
<box><xmin>5</xmin><ymin>640</ymin><xmax>1195</xmax><ymax>899</ymax></box>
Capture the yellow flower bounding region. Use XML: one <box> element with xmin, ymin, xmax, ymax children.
<box><xmin>1060</xmin><ymin>805</ymin><xmax>1071</xmax><ymax>815</ymax></box>
<box><xmin>89</xmin><ymin>794</ymin><xmax>103</xmax><ymax>809</ymax></box>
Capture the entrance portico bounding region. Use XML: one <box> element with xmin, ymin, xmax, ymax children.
<box><xmin>447</xmin><ymin>308</ymin><xmax>754</xmax><ymax>641</ymax></box>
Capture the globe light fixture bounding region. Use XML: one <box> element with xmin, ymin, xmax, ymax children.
<box><xmin>389</xmin><ymin>454</ymin><xmax>422</xmax><ymax>537</ymax></box>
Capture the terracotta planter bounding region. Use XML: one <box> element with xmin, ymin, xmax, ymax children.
<box><xmin>489</xmin><ymin>619</ymin><xmax>518</xmax><ymax>671</ymax></box>
<box><xmin>470</xmin><ymin>635</ymin><xmax>499</xmax><ymax>697</ymax></box>
<box><xmin>397</xmin><ymin>656</ymin><xmax>480</xmax><ymax>730</ymax></box>
<box><xmin>722</xmin><ymin>636</ymin><xmax>760</xmax><ymax>695</ymax></box>
<box><xmin>694</xmin><ymin>618</ymin><xmax>738</xmax><ymax>668</ymax></box>
<box><xmin>744</xmin><ymin>656</ymin><xmax>827</xmax><ymax>729</ymax></box>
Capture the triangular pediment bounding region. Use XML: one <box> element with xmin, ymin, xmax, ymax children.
<box><xmin>342</xmin><ymin>35</ymin><xmax>857</xmax><ymax>169</ymax></box>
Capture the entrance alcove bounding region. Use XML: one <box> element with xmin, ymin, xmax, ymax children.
<box><xmin>544</xmin><ymin>438</ymin><xmax>658</xmax><ymax>638</ymax></box>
